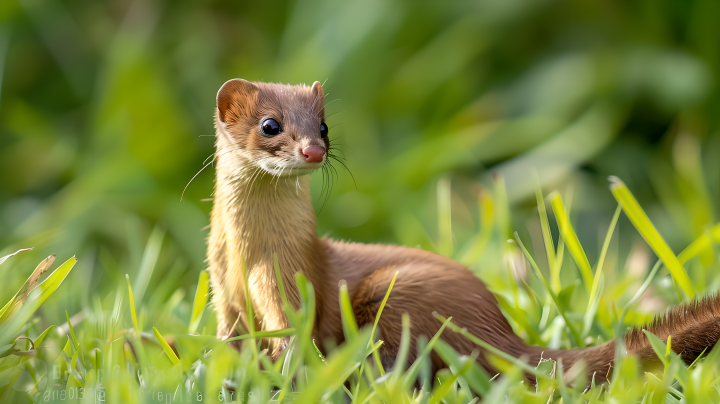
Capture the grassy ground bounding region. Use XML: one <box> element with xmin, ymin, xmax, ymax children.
<box><xmin>3</xmin><ymin>174</ymin><xmax>720</xmax><ymax>403</ymax></box>
<box><xmin>3</xmin><ymin>1</ymin><xmax>720</xmax><ymax>403</ymax></box>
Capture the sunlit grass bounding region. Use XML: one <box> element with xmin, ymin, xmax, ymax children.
<box><xmin>3</xmin><ymin>175</ymin><xmax>720</xmax><ymax>403</ymax></box>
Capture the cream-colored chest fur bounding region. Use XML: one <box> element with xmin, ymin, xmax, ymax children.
<box><xmin>208</xmin><ymin>143</ymin><xmax>322</xmax><ymax>351</ymax></box>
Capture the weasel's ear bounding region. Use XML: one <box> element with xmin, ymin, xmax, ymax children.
<box><xmin>311</xmin><ymin>81</ymin><xmax>325</xmax><ymax>99</ymax></box>
<box><xmin>311</xmin><ymin>81</ymin><xmax>325</xmax><ymax>116</ymax></box>
<box><xmin>217</xmin><ymin>79</ymin><xmax>258</xmax><ymax>124</ymax></box>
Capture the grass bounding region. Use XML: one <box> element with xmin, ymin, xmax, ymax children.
<box><xmin>3</xmin><ymin>175</ymin><xmax>720</xmax><ymax>403</ymax></box>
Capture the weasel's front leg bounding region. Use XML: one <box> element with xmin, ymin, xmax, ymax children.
<box><xmin>253</xmin><ymin>302</ymin><xmax>292</xmax><ymax>360</ymax></box>
<box><xmin>210</xmin><ymin>278</ymin><xmax>244</xmax><ymax>351</ymax></box>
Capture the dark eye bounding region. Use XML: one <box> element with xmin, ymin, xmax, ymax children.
<box><xmin>261</xmin><ymin>118</ymin><xmax>281</xmax><ymax>136</ymax></box>
<box><xmin>320</xmin><ymin>122</ymin><xmax>329</xmax><ymax>138</ymax></box>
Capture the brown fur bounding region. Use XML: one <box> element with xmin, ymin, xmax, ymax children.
<box><xmin>207</xmin><ymin>79</ymin><xmax>720</xmax><ymax>385</ymax></box>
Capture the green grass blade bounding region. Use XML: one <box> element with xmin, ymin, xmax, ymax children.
<box><xmin>33</xmin><ymin>325</ymin><xmax>55</xmax><ymax>347</ymax></box>
<box><xmin>428</xmin><ymin>357</ymin><xmax>474</xmax><ymax>404</ymax></box>
<box><xmin>437</xmin><ymin>176</ymin><xmax>453</xmax><ymax>256</ymax></box>
<box><xmin>514</xmin><ymin>233</ymin><xmax>584</xmax><ymax>347</ymax></box>
<box><xmin>390</xmin><ymin>313</ymin><xmax>411</xmax><ymax>383</ymax></box>
<box><xmin>189</xmin><ymin>270</ymin><xmax>209</xmax><ymax>334</ymax></box>
<box><xmin>495</xmin><ymin>295</ymin><xmax>541</xmax><ymax>343</ymax></box>
<box><xmin>641</xmin><ymin>330</ymin><xmax>672</xmax><ymax>369</ymax></box>
<box><xmin>133</xmin><ymin>225</ymin><xmax>165</xmax><ymax>304</ymax></box>
<box><xmin>677</xmin><ymin>223</ymin><xmax>720</xmax><ymax>264</ymax></box>
<box><xmin>222</xmin><ymin>328</ymin><xmax>297</xmax><ymax>344</ymax></box>
<box><xmin>0</xmin><ymin>256</ymin><xmax>77</xmax><ymax>345</ymax></box>
<box><xmin>273</xmin><ymin>254</ymin><xmax>290</xmax><ymax>310</ymax></box>
<box><xmin>239</xmin><ymin>258</ymin><xmax>257</xmax><ymax>357</ymax></box>
<box><xmin>433</xmin><ymin>312</ymin><xmax>543</xmax><ymax>378</ymax></box>
<box><xmin>609</xmin><ymin>176</ymin><xmax>695</xmax><ymax>297</ymax></box>
<box><xmin>402</xmin><ymin>315</ymin><xmax>452</xmax><ymax>389</ymax></box>
<box><xmin>616</xmin><ymin>258</ymin><xmax>663</xmax><ymax>348</ymax></box>
<box><xmin>550</xmin><ymin>192</ymin><xmax>593</xmax><ymax>294</ymax></box>
<box><xmin>460</xmin><ymin>189</ymin><xmax>495</xmax><ymax>266</ymax></box>
<box><xmin>368</xmin><ymin>271</ymin><xmax>398</xmax><ymax>376</ymax></box>
<box><xmin>0</xmin><ymin>254</ymin><xmax>55</xmax><ymax>323</ymax></box>
<box><xmin>339</xmin><ymin>281</ymin><xmax>358</xmax><ymax>339</ymax></box>
<box><xmin>434</xmin><ymin>340</ymin><xmax>490</xmax><ymax>396</ymax></box>
<box><xmin>369</xmin><ymin>271</ymin><xmax>397</xmax><ymax>347</ymax></box>
<box><xmin>152</xmin><ymin>327</ymin><xmax>180</xmax><ymax>366</ymax></box>
<box><xmin>583</xmin><ymin>204</ymin><xmax>621</xmax><ymax>336</ymax></box>
<box><xmin>65</xmin><ymin>310</ymin><xmax>79</xmax><ymax>349</ymax></box>
<box><xmin>295</xmin><ymin>329</ymin><xmax>371</xmax><ymax>404</ymax></box>
<box><xmin>125</xmin><ymin>274</ymin><xmax>140</xmax><ymax>337</ymax></box>
<box><xmin>582</xmin><ymin>276</ymin><xmax>604</xmax><ymax>337</ymax></box>
<box><xmin>535</xmin><ymin>177</ymin><xmax>558</xmax><ymax>292</ymax></box>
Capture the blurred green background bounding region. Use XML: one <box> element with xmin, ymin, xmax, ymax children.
<box><xmin>1</xmin><ymin>0</ymin><xmax>719</xmax><ymax>326</ymax></box>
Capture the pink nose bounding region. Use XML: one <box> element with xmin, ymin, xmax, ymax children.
<box><xmin>302</xmin><ymin>146</ymin><xmax>325</xmax><ymax>163</ymax></box>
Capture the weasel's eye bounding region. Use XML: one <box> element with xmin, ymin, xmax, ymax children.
<box><xmin>320</xmin><ymin>122</ymin><xmax>329</xmax><ymax>138</ymax></box>
<box><xmin>261</xmin><ymin>118</ymin><xmax>281</xmax><ymax>136</ymax></box>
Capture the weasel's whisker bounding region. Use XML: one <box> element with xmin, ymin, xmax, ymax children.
<box><xmin>182</xmin><ymin>146</ymin><xmax>244</xmax><ymax>201</ymax></box>
<box><xmin>182</xmin><ymin>159</ymin><xmax>217</xmax><ymax>201</ymax></box>
<box><xmin>242</xmin><ymin>159</ymin><xmax>268</xmax><ymax>207</ymax></box>
<box><xmin>324</xmin><ymin>110</ymin><xmax>343</xmax><ymax>119</ymax></box>
<box><xmin>331</xmin><ymin>156</ymin><xmax>357</xmax><ymax>190</ymax></box>
<box><xmin>203</xmin><ymin>153</ymin><xmax>216</xmax><ymax>166</ymax></box>
<box><xmin>321</xmin><ymin>164</ymin><xmax>335</xmax><ymax>213</ymax></box>
<box><xmin>273</xmin><ymin>162</ymin><xmax>287</xmax><ymax>192</ymax></box>
<box><xmin>328</xmin><ymin>151</ymin><xmax>347</xmax><ymax>161</ymax></box>
<box><xmin>323</xmin><ymin>98</ymin><xmax>341</xmax><ymax>108</ymax></box>
<box><xmin>317</xmin><ymin>165</ymin><xmax>329</xmax><ymax>209</ymax></box>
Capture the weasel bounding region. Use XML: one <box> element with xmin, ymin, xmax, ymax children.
<box><xmin>207</xmin><ymin>78</ymin><xmax>720</xmax><ymax>384</ymax></box>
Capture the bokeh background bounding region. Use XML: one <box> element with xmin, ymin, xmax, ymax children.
<box><xmin>1</xmin><ymin>0</ymin><xmax>719</xmax><ymax>328</ymax></box>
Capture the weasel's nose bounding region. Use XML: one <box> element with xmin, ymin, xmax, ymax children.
<box><xmin>302</xmin><ymin>146</ymin><xmax>325</xmax><ymax>163</ymax></box>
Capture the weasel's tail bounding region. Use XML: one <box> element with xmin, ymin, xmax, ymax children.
<box><xmin>526</xmin><ymin>295</ymin><xmax>720</xmax><ymax>383</ymax></box>
<box><xmin>625</xmin><ymin>294</ymin><xmax>720</xmax><ymax>366</ymax></box>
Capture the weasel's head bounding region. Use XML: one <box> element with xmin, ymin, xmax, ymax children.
<box><xmin>215</xmin><ymin>79</ymin><xmax>329</xmax><ymax>176</ymax></box>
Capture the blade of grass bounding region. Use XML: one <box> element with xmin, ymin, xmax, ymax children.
<box><xmin>434</xmin><ymin>340</ymin><xmax>490</xmax><ymax>396</ymax></box>
<box><xmin>189</xmin><ymin>270</ymin><xmax>209</xmax><ymax>334</ymax></box>
<box><xmin>65</xmin><ymin>310</ymin><xmax>79</xmax><ymax>349</ymax></box>
<box><xmin>0</xmin><ymin>247</ymin><xmax>33</xmax><ymax>266</ymax></box>
<box><xmin>609</xmin><ymin>176</ymin><xmax>695</xmax><ymax>297</ymax></box>
<box><xmin>222</xmin><ymin>329</ymin><xmax>297</xmax><ymax>344</ymax></box>
<box><xmin>0</xmin><ymin>256</ymin><xmax>77</xmax><ymax>344</ymax></box>
<box><xmin>460</xmin><ymin>189</ymin><xmax>495</xmax><ymax>266</ymax></box>
<box><xmin>152</xmin><ymin>327</ymin><xmax>180</xmax><ymax>366</ymax></box>
<box><xmin>677</xmin><ymin>223</ymin><xmax>720</xmax><ymax>264</ymax></box>
<box><xmin>583</xmin><ymin>204</ymin><xmax>621</xmax><ymax>336</ymax></box>
<box><xmin>402</xmin><ymin>315</ymin><xmax>452</xmax><ymax>390</ymax></box>
<box><xmin>273</xmin><ymin>254</ymin><xmax>290</xmax><ymax>310</ymax></box>
<box><xmin>133</xmin><ymin>225</ymin><xmax>165</xmax><ymax>304</ymax></box>
<box><xmin>514</xmin><ymin>233</ymin><xmax>584</xmax><ymax>347</ymax></box>
<box><xmin>240</xmin><ymin>258</ymin><xmax>257</xmax><ymax>357</ymax></box>
<box><xmin>125</xmin><ymin>274</ymin><xmax>140</xmax><ymax>337</ymax></box>
<box><xmin>437</xmin><ymin>176</ymin><xmax>453</xmax><ymax>256</ymax></box>
<box><xmin>339</xmin><ymin>281</ymin><xmax>358</xmax><ymax>339</ymax></box>
<box><xmin>369</xmin><ymin>271</ymin><xmax>398</xmax><ymax>376</ymax></box>
<box><xmin>0</xmin><ymin>254</ymin><xmax>55</xmax><ymax>323</ymax></box>
<box><xmin>535</xmin><ymin>175</ymin><xmax>558</xmax><ymax>293</ymax></box>
<box><xmin>295</xmin><ymin>329</ymin><xmax>371</xmax><ymax>404</ymax></box>
<box><xmin>433</xmin><ymin>312</ymin><xmax>543</xmax><ymax>378</ymax></box>
<box><xmin>388</xmin><ymin>313</ymin><xmax>412</xmax><ymax>386</ymax></box>
<box><xmin>615</xmin><ymin>258</ymin><xmax>663</xmax><ymax>357</ymax></box>
<box><xmin>428</xmin><ymin>355</ymin><xmax>474</xmax><ymax>404</ymax></box>
<box><xmin>550</xmin><ymin>192</ymin><xmax>593</xmax><ymax>294</ymax></box>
